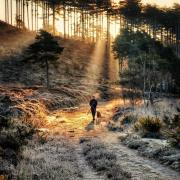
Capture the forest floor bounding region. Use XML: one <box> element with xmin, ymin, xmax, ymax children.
<box><xmin>0</xmin><ymin>22</ymin><xmax>180</xmax><ymax>180</ymax></box>
<box><xmin>17</xmin><ymin>99</ymin><xmax>180</xmax><ymax>180</ymax></box>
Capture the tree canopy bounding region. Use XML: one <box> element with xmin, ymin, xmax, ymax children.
<box><xmin>113</xmin><ymin>29</ymin><xmax>180</xmax><ymax>98</ymax></box>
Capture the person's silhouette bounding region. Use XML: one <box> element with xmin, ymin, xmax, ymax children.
<box><xmin>89</xmin><ymin>96</ymin><xmax>98</xmax><ymax>123</ymax></box>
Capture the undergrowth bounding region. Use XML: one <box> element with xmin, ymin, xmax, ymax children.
<box><xmin>80</xmin><ymin>138</ymin><xmax>131</xmax><ymax>180</ymax></box>
<box><xmin>134</xmin><ymin>116</ymin><xmax>162</xmax><ymax>138</ymax></box>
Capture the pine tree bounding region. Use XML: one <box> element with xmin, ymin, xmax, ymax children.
<box><xmin>26</xmin><ymin>30</ymin><xmax>64</xmax><ymax>88</ymax></box>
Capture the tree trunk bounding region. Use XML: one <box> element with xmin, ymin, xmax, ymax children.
<box><xmin>26</xmin><ymin>1</ymin><xmax>29</xmax><ymax>29</ymax></box>
<box><xmin>16</xmin><ymin>0</ymin><xmax>18</xmax><ymax>27</ymax></box>
<box><xmin>45</xmin><ymin>59</ymin><xmax>49</xmax><ymax>88</ymax></box>
<box><xmin>74</xmin><ymin>7</ymin><xmax>76</xmax><ymax>37</ymax></box>
<box><xmin>143</xmin><ymin>60</ymin><xmax>147</xmax><ymax>106</ymax></box>
<box><xmin>22</xmin><ymin>0</ymin><xmax>25</xmax><ymax>28</ymax></box>
<box><xmin>7</xmin><ymin>0</ymin><xmax>9</xmax><ymax>23</ymax></box>
<box><xmin>11</xmin><ymin>0</ymin><xmax>12</xmax><ymax>24</ymax></box>
<box><xmin>82</xmin><ymin>9</ymin><xmax>85</xmax><ymax>40</ymax></box>
<box><xmin>5</xmin><ymin>0</ymin><xmax>7</xmax><ymax>22</ymax></box>
<box><xmin>52</xmin><ymin>4</ymin><xmax>55</xmax><ymax>34</ymax></box>
<box><xmin>31</xmin><ymin>0</ymin><xmax>33</xmax><ymax>31</ymax></box>
<box><xmin>63</xmin><ymin>4</ymin><xmax>66</xmax><ymax>38</ymax></box>
<box><xmin>36</xmin><ymin>0</ymin><xmax>39</xmax><ymax>31</ymax></box>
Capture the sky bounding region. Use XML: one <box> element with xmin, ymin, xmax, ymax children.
<box><xmin>112</xmin><ymin>0</ymin><xmax>179</xmax><ymax>7</ymax></box>
<box><xmin>142</xmin><ymin>0</ymin><xmax>180</xmax><ymax>7</ymax></box>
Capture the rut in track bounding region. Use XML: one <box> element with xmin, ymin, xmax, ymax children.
<box><xmin>101</xmin><ymin>133</ymin><xmax>180</xmax><ymax>180</ymax></box>
<box><xmin>73</xmin><ymin>143</ymin><xmax>104</xmax><ymax>180</ymax></box>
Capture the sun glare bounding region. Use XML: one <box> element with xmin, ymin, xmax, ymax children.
<box><xmin>112</xmin><ymin>0</ymin><xmax>179</xmax><ymax>7</ymax></box>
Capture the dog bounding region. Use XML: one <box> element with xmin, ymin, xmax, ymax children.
<box><xmin>95</xmin><ymin>111</ymin><xmax>102</xmax><ymax>124</ymax></box>
<box><xmin>97</xmin><ymin>111</ymin><xmax>102</xmax><ymax>118</ymax></box>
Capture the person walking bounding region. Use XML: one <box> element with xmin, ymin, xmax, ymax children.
<box><xmin>89</xmin><ymin>96</ymin><xmax>98</xmax><ymax>123</ymax></box>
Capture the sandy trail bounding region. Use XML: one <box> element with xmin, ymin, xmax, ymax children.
<box><xmin>73</xmin><ymin>144</ymin><xmax>104</xmax><ymax>180</ymax></box>
<box><xmin>44</xmin><ymin>97</ymin><xmax>180</xmax><ymax>180</ymax></box>
<box><xmin>101</xmin><ymin>133</ymin><xmax>180</xmax><ymax>180</ymax></box>
<box><xmin>47</xmin><ymin>98</ymin><xmax>124</xmax><ymax>139</ymax></box>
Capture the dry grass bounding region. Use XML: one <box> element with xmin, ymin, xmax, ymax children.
<box><xmin>133</xmin><ymin>116</ymin><xmax>163</xmax><ymax>138</ymax></box>
<box><xmin>14</xmin><ymin>101</ymin><xmax>48</xmax><ymax>128</ymax></box>
<box><xmin>17</xmin><ymin>136</ymin><xmax>83</xmax><ymax>180</ymax></box>
<box><xmin>0</xmin><ymin>85</ymin><xmax>89</xmax><ymax>129</ymax></box>
<box><xmin>132</xmin><ymin>98</ymin><xmax>178</xmax><ymax>120</ymax></box>
<box><xmin>80</xmin><ymin>138</ymin><xmax>131</xmax><ymax>180</ymax></box>
<box><xmin>0</xmin><ymin>87</ymin><xmax>48</xmax><ymax>128</ymax></box>
<box><xmin>134</xmin><ymin>116</ymin><xmax>162</xmax><ymax>133</ymax></box>
<box><xmin>164</xmin><ymin>112</ymin><xmax>180</xmax><ymax>148</ymax></box>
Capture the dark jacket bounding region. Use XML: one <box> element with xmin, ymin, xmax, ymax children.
<box><xmin>89</xmin><ymin>99</ymin><xmax>97</xmax><ymax>109</ymax></box>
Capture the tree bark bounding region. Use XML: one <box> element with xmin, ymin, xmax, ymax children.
<box><xmin>27</xmin><ymin>1</ymin><xmax>29</xmax><ymax>29</ymax></box>
<box><xmin>45</xmin><ymin>59</ymin><xmax>49</xmax><ymax>88</ymax></box>
<box><xmin>63</xmin><ymin>4</ymin><xmax>66</xmax><ymax>38</ymax></box>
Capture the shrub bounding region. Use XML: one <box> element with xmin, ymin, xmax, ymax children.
<box><xmin>0</xmin><ymin>133</ymin><xmax>22</xmax><ymax>151</ymax></box>
<box><xmin>0</xmin><ymin>116</ymin><xmax>11</xmax><ymax>128</ymax></box>
<box><xmin>38</xmin><ymin>134</ymin><xmax>48</xmax><ymax>144</ymax></box>
<box><xmin>165</xmin><ymin>113</ymin><xmax>180</xmax><ymax>148</ymax></box>
<box><xmin>83</xmin><ymin>141</ymin><xmax>116</xmax><ymax>171</ymax></box>
<box><xmin>163</xmin><ymin>115</ymin><xmax>171</xmax><ymax>127</ymax></box>
<box><xmin>107</xmin><ymin>165</ymin><xmax>131</xmax><ymax>179</ymax></box>
<box><xmin>172</xmin><ymin>114</ymin><xmax>180</xmax><ymax>127</ymax></box>
<box><xmin>121</xmin><ymin>115</ymin><xmax>136</xmax><ymax>125</ymax></box>
<box><xmin>81</xmin><ymin>138</ymin><xmax>131</xmax><ymax>179</ymax></box>
<box><xmin>107</xmin><ymin>121</ymin><xmax>123</xmax><ymax>132</ymax></box>
<box><xmin>166</xmin><ymin>127</ymin><xmax>180</xmax><ymax>148</ymax></box>
<box><xmin>134</xmin><ymin>116</ymin><xmax>162</xmax><ymax>138</ymax></box>
<box><xmin>134</xmin><ymin>122</ymin><xmax>140</xmax><ymax>132</ymax></box>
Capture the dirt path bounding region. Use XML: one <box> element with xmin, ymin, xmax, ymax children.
<box><xmin>41</xmin><ymin>98</ymin><xmax>180</xmax><ymax>180</ymax></box>
<box><xmin>101</xmin><ymin>133</ymin><xmax>180</xmax><ymax>180</ymax></box>
<box><xmin>17</xmin><ymin>97</ymin><xmax>180</xmax><ymax>180</ymax></box>
<box><xmin>17</xmin><ymin>99</ymin><xmax>123</xmax><ymax>179</ymax></box>
<box><xmin>73</xmin><ymin>143</ymin><xmax>104</xmax><ymax>180</ymax></box>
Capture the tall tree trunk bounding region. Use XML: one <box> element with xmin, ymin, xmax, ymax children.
<box><xmin>22</xmin><ymin>0</ymin><xmax>25</xmax><ymax>28</ymax></box>
<box><xmin>53</xmin><ymin>4</ymin><xmax>55</xmax><ymax>35</ymax></box>
<box><xmin>63</xmin><ymin>4</ymin><xmax>66</xmax><ymax>38</ymax></box>
<box><xmin>21</xmin><ymin>0</ymin><xmax>23</xmax><ymax>27</ymax></box>
<box><xmin>47</xmin><ymin>3</ymin><xmax>50</xmax><ymax>28</ymax></box>
<box><xmin>67</xmin><ymin>6</ymin><xmax>69</xmax><ymax>38</ymax></box>
<box><xmin>96</xmin><ymin>11</ymin><xmax>98</xmax><ymax>41</ymax></box>
<box><xmin>45</xmin><ymin>59</ymin><xmax>49</xmax><ymax>88</ymax></box>
<box><xmin>31</xmin><ymin>0</ymin><xmax>33</xmax><ymax>30</ymax></box>
<box><xmin>106</xmin><ymin>11</ymin><xmax>110</xmax><ymax>43</ymax></box>
<box><xmin>93</xmin><ymin>14</ymin><xmax>95</xmax><ymax>42</ymax></box>
<box><xmin>26</xmin><ymin>1</ymin><xmax>30</xmax><ymax>29</ymax></box>
<box><xmin>5</xmin><ymin>0</ymin><xmax>7</xmax><ymax>22</ymax></box>
<box><xmin>36</xmin><ymin>0</ymin><xmax>39</xmax><ymax>31</ymax></box>
<box><xmin>35</xmin><ymin>0</ymin><xmax>37</xmax><ymax>31</ymax></box>
<box><xmin>10</xmin><ymin>0</ymin><xmax>13</xmax><ymax>24</ymax></box>
<box><xmin>82</xmin><ymin>9</ymin><xmax>85</xmax><ymax>40</ymax></box>
<box><xmin>74</xmin><ymin>7</ymin><xmax>76</xmax><ymax>37</ymax></box>
<box><xmin>16</xmin><ymin>0</ymin><xmax>17</xmax><ymax>26</ymax></box>
<box><xmin>143</xmin><ymin>56</ymin><xmax>146</xmax><ymax>104</ymax></box>
<box><xmin>7</xmin><ymin>0</ymin><xmax>9</xmax><ymax>23</ymax></box>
